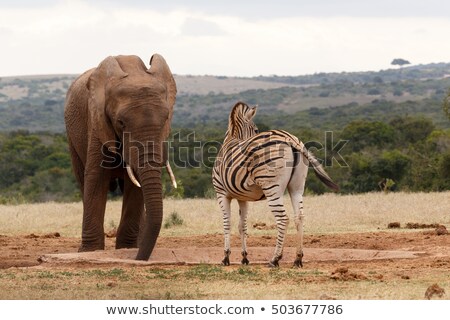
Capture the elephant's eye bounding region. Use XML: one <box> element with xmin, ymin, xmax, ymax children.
<box><xmin>117</xmin><ymin>119</ymin><xmax>125</xmax><ymax>129</ymax></box>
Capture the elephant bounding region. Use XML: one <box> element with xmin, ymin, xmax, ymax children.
<box><xmin>64</xmin><ymin>54</ymin><xmax>177</xmax><ymax>260</ymax></box>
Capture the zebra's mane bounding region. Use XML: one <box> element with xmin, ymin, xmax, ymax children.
<box><xmin>226</xmin><ymin>102</ymin><xmax>247</xmax><ymax>139</ymax></box>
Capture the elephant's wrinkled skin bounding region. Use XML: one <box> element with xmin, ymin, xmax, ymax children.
<box><xmin>64</xmin><ymin>54</ymin><xmax>176</xmax><ymax>260</ymax></box>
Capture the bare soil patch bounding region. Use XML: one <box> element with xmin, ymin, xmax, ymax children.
<box><xmin>39</xmin><ymin>246</ymin><xmax>424</xmax><ymax>267</ymax></box>
<box><xmin>1</xmin><ymin>231</ymin><xmax>449</xmax><ymax>299</ymax></box>
<box><xmin>1</xmin><ymin>231</ymin><xmax>449</xmax><ymax>269</ymax></box>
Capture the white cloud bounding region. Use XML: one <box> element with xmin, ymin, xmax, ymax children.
<box><xmin>1</xmin><ymin>0</ymin><xmax>450</xmax><ymax>77</ymax></box>
<box><xmin>181</xmin><ymin>17</ymin><xmax>227</xmax><ymax>37</ymax></box>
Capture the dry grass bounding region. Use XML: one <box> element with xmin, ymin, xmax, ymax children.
<box><xmin>278</xmin><ymin>91</ymin><xmax>427</xmax><ymax>113</ymax></box>
<box><xmin>0</xmin><ymin>192</ymin><xmax>449</xmax><ymax>237</ymax></box>
<box><xmin>0</xmin><ymin>85</ymin><xmax>28</xmax><ymax>100</ymax></box>
<box><xmin>173</xmin><ymin>75</ymin><xmax>302</xmax><ymax>95</ymax></box>
<box><xmin>1</xmin><ymin>74</ymin><xmax>299</xmax><ymax>99</ymax></box>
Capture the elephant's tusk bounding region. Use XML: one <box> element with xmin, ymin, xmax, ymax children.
<box><xmin>126</xmin><ymin>165</ymin><xmax>141</xmax><ymax>188</ymax></box>
<box><xmin>165</xmin><ymin>160</ymin><xmax>177</xmax><ymax>189</ymax></box>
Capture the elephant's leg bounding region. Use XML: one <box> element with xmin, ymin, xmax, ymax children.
<box><xmin>68</xmin><ymin>140</ymin><xmax>85</xmax><ymax>198</ymax></box>
<box><xmin>79</xmin><ymin>141</ymin><xmax>111</xmax><ymax>252</ymax></box>
<box><xmin>116</xmin><ymin>175</ymin><xmax>144</xmax><ymax>249</ymax></box>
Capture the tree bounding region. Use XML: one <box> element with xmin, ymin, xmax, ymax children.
<box><xmin>346</xmin><ymin>153</ymin><xmax>378</xmax><ymax>193</ymax></box>
<box><xmin>438</xmin><ymin>152</ymin><xmax>450</xmax><ymax>185</ymax></box>
<box><xmin>444</xmin><ymin>89</ymin><xmax>450</xmax><ymax>120</ymax></box>
<box><xmin>389</xmin><ymin>116</ymin><xmax>435</xmax><ymax>144</ymax></box>
<box><xmin>341</xmin><ymin>120</ymin><xmax>395</xmax><ymax>152</ymax></box>
<box><xmin>374</xmin><ymin>150</ymin><xmax>411</xmax><ymax>182</ymax></box>
<box><xmin>391</xmin><ymin>58</ymin><xmax>411</xmax><ymax>68</ymax></box>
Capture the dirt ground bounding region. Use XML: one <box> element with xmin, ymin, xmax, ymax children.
<box><xmin>0</xmin><ymin>229</ymin><xmax>450</xmax><ymax>299</ymax></box>
<box><xmin>1</xmin><ymin>230</ymin><xmax>449</xmax><ymax>268</ymax></box>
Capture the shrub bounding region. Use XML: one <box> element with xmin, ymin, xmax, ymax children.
<box><xmin>164</xmin><ymin>211</ymin><xmax>184</xmax><ymax>229</ymax></box>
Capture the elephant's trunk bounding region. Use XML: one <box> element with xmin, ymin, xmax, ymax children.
<box><xmin>135</xmin><ymin>164</ymin><xmax>163</xmax><ymax>260</ymax></box>
<box><xmin>122</xmin><ymin>130</ymin><xmax>165</xmax><ymax>260</ymax></box>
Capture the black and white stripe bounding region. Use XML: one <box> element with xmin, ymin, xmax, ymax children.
<box><xmin>213</xmin><ymin>102</ymin><xmax>339</xmax><ymax>267</ymax></box>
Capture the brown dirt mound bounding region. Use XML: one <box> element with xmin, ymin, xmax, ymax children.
<box><xmin>24</xmin><ymin>232</ymin><xmax>60</xmax><ymax>239</ymax></box>
<box><xmin>423</xmin><ymin>225</ymin><xmax>449</xmax><ymax>236</ymax></box>
<box><xmin>435</xmin><ymin>225</ymin><xmax>449</xmax><ymax>236</ymax></box>
<box><xmin>252</xmin><ymin>222</ymin><xmax>276</xmax><ymax>230</ymax></box>
<box><xmin>105</xmin><ymin>228</ymin><xmax>117</xmax><ymax>238</ymax></box>
<box><xmin>405</xmin><ymin>223</ymin><xmax>441</xmax><ymax>229</ymax></box>
<box><xmin>388</xmin><ymin>222</ymin><xmax>401</xmax><ymax>229</ymax></box>
<box><xmin>425</xmin><ymin>284</ymin><xmax>445</xmax><ymax>300</ymax></box>
<box><xmin>330</xmin><ymin>267</ymin><xmax>368</xmax><ymax>281</ymax></box>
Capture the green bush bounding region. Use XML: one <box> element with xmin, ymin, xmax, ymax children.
<box><xmin>341</xmin><ymin>120</ymin><xmax>395</xmax><ymax>152</ymax></box>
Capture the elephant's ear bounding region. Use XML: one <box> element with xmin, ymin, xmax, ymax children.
<box><xmin>87</xmin><ymin>56</ymin><xmax>128</xmax><ymax>149</ymax></box>
<box><xmin>147</xmin><ymin>54</ymin><xmax>177</xmax><ymax>141</ymax></box>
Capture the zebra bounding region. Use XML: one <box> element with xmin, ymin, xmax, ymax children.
<box><xmin>212</xmin><ymin>102</ymin><xmax>339</xmax><ymax>267</ymax></box>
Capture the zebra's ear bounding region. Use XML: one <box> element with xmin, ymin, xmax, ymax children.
<box><xmin>245</xmin><ymin>106</ymin><xmax>257</xmax><ymax>120</ymax></box>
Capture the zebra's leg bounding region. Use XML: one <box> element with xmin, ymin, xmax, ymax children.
<box><xmin>265</xmin><ymin>190</ymin><xmax>289</xmax><ymax>267</ymax></box>
<box><xmin>290</xmin><ymin>192</ymin><xmax>305</xmax><ymax>268</ymax></box>
<box><xmin>218</xmin><ymin>195</ymin><xmax>232</xmax><ymax>266</ymax></box>
<box><xmin>288</xmin><ymin>155</ymin><xmax>308</xmax><ymax>268</ymax></box>
<box><xmin>238</xmin><ymin>200</ymin><xmax>249</xmax><ymax>265</ymax></box>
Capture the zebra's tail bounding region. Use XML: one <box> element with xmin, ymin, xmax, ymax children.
<box><xmin>299</xmin><ymin>145</ymin><xmax>340</xmax><ymax>192</ymax></box>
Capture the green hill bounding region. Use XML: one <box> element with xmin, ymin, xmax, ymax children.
<box><xmin>0</xmin><ymin>63</ymin><xmax>449</xmax><ymax>202</ymax></box>
<box><xmin>1</xmin><ymin>62</ymin><xmax>450</xmax><ymax>132</ymax></box>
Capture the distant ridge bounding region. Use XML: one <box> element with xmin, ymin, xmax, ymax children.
<box><xmin>0</xmin><ymin>62</ymin><xmax>449</xmax><ymax>132</ymax></box>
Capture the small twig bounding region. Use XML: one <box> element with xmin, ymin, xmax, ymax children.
<box><xmin>171</xmin><ymin>250</ymin><xmax>185</xmax><ymax>265</ymax></box>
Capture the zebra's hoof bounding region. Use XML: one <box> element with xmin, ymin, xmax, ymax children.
<box><xmin>241</xmin><ymin>251</ymin><xmax>249</xmax><ymax>265</ymax></box>
<box><xmin>294</xmin><ymin>253</ymin><xmax>303</xmax><ymax>268</ymax></box>
<box><xmin>268</xmin><ymin>260</ymin><xmax>279</xmax><ymax>268</ymax></box>
<box><xmin>222</xmin><ymin>257</ymin><xmax>230</xmax><ymax>266</ymax></box>
<box><xmin>293</xmin><ymin>259</ymin><xmax>303</xmax><ymax>268</ymax></box>
<box><xmin>268</xmin><ymin>253</ymin><xmax>282</xmax><ymax>268</ymax></box>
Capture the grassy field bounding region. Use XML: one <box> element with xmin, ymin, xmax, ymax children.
<box><xmin>173</xmin><ymin>75</ymin><xmax>303</xmax><ymax>95</ymax></box>
<box><xmin>277</xmin><ymin>91</ymin><xmax>428</xmax><ymax>113</ymax></box>
<box><xmin>1</xmin><ymin>263</ymin><xmax>448</xmax><ymax>300</ymax></box>
<box><xmin>0</xmin><ymin>74</ymin><xmax>300</xmax><ymax>101</ymax></box>
<box><xmin>1</xmin><ymin>192</ymin><xmax>448</xmax><ymax>237</ymax></box>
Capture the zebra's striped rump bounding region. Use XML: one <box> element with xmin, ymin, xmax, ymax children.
<box><xmin>214</xmin><ymin>131</ymin><xmax>299</xmax><ymax>201</ymax></box>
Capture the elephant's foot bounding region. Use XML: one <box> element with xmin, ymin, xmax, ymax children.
<box><xmin>222</xmin><ymin>249</ymin><xmax>231</xmax><ymax>266</ymax></box>
<box><xmin>115</xmin><ymin>238</ymin><xmax>138</xmax><ymax>249</ymax></box>
<box><xmin>78</xmin><ymin>242</ymin><xmax>104</xmax><ymax>252</ymax></box>
<box><xmin>293</xmin><ymin>252</ymin><xmax>304</xmax><ymax>268</ymax></box>
<box><xmin>241</xmin><ymin>251</ymin><xmax>249</xmax><ymax>265</ymax></box>
<box><xmin>116</xmin><ymin>242</ymin><xmax>138</xmax><ymax>249</ymax></box>
<box><xmin>268</xmin><ymin>254</ymin><xmax>283</xmax><ymax>268</ymax></box>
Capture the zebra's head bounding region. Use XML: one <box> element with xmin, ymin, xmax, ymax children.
<box><xmin>226</xmin><ymin>102</ymin><xmax>259</xmax><ymax>141</ymax></box>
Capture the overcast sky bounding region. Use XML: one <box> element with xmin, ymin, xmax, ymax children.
<box><xmin>1</xmin><ymin>0</ymin><xmax>450</xmax><ymax>77</ymax></box>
